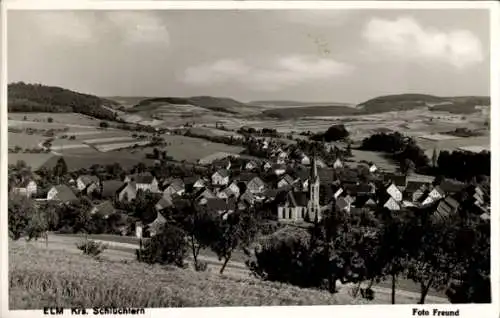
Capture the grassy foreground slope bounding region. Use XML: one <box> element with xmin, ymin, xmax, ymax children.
<box><xmin>9</xmin><ymin>243</ymin><xmax>368</xmax><ymax>309</ymax></box>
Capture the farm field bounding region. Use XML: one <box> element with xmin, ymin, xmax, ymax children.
<box><xmin>416</xmin><ymin>135</ymin><xmax>490</xmax><ymax>156</ymax></box>
<box><xmin>8</xmin><ymin>132</ymin><xmax>46</xmax><ymax>149</ymax></box>
<box><xmin>127</xmin><ymin>134</ymin><xmax>245</xmax><ymax>163</ymax></box>
<box><xmin>38</xmin><ymin>153</ymin><xmax>156</xmax><ymax>171</ymax></box>
<box><xmin>9</xmin><ymin>242</ymin><xmax>370</xmax><ymax>309</ymax></box>
<box><xmin>8</xmin><ymin>112</ymin><xmax>101</xmax><ymax>127</ymax></box>
<box><xmin>8</xmin><ymin>153</ymin><xmax>55</xmax><ymax>170</ymax></box>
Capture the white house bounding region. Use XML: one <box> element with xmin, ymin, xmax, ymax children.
<box><xmin>124</xmin><ymin>173</ymin><xmax>159</xmax><ymax>193</ymax></box>
<box><xmin>12</xmin><ymin>180</ymin><xmax>38</xmax><ymax>198</ymax></box>
<box><xmin>47</xmin><ymin>185</ymin><xmax>77</xmax><ymax>203</ymax></box>
<box><xmin>386</xmin><ymin>183</ymin><xmax>403</xmax><ymax>202</ymax></box>
<box><xmin>211</xmin><ymin>169</ymin><xmax>230</xmax><ymax>186</ymax></box>
<box><xmin>76</xmin><ymin>175</ymin><xmax>100</xmax><ymax>192</ymax></box>
<box><xmin>384</xmin><ymin>197</ymin><xmax>401</xmax><ymax>211</ymax></box>
<box><xmin>333</xmin><ymin>158</ymin><xmax>343</xmax><ymax>169</ymax></box>
<box><xmin>272</xmin><ymin>164</ymin><xmax>286</xmax><ymax>176</ymax></box>
<box><xmin>245</xmin><ymin>160</ymin><xmax>259</xmax><ymax>171</ymax></box>
<box><xmin>421</xmin><ymin>186</ymin><xmax>446</xmax><ymax>206</ymax></box>
<box><xmin>369</xmin><ymin>164</ymin><xmax>378</xmax><ymax>173</ymax></box>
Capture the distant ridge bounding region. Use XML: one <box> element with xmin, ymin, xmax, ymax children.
<box><xmin>130</xmin><ymin>96</ymin><xmax>250</xmax><ymax>114</ymax></box>
<box><xmin>249</xmin><ymin>100</ymin><xmax>354</xmax><ymax>108</ymax></box>
<box><xmin>8</xmin><ymin>82</ymin><xmax>119</xmax><ymax>121</ymax></box>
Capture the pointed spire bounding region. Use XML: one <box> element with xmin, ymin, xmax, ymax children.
<box><xmin>310</xmin><ymin>153</ymin><xmax>318</xmax><ymax>180</ymax></box>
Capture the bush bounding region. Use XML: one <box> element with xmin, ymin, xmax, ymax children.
<box><xmin>76</xmin><ymin>240</ymin><xmax>108</xmax><ymax>257</ymax></box>
<box><xmin>100</xmin><ymin>121</ymin><xmax>109</xmax><ymax>129</ymax></box>
<box><xmin>47</xmin><ymin>117</ymin><xmax>53</xmax><ymax>123</ymax></box>
<box><xmin>136</xmin><ymin>224</ymin><xmax>188</xmax><ymax>268</ymax></box>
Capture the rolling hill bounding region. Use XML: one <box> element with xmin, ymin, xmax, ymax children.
<box><xmin>8</xmin><ymin>82</ymin><xmax>119</xmax><ymax>121</ymax></box>
<box><xmin>250</xmin><ymin>100</ymin><xmax>354</xmax><ymax>108</ymax></box>
<box><xmin>357</xmin><ymin>94</ymin><xmax>490</xmax><ymax>114</ymax></box>
<box><xmin>262</xmin><ymin>105</ymin><xmax>362</xmax><ymax>119</ymax></box>
<box><xmin>129</xmin><ymin>96</ymin><xmax>252</xmax><ymax>114</ymax></box>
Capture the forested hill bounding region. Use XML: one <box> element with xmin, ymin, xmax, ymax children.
<box><xmin>357</xmin><ymin>94</ymin><xmax>490</xmax><ymax>114</ymax></box>
<box><xmin>8</xmin><ymin>82</ymin><xmax>119</xmax><ymax>121</ymax></box>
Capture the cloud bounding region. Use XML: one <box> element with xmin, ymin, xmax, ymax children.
<box><xmin>362</xmin><ymin>17</ymin><xmax>484</xmax><ymax>69</ymax></box>
<box><xmin>106</xmin><ymin>12</ymin><xmax>170</xmax><ymax>46</ymax></box>
<box><xmin>28</xmin><ymin>11</ymin><xmax>169</xmax><ymax>47</ymax></box>
<box><xmin>181</xmin><ymin>55</ymin><xmax>353</xmax><ymax>91</ymax></box>
<box><xmin>31</xmin><ymin>11</ymin><xmax>95</xmax><ymax>43</ymax></box>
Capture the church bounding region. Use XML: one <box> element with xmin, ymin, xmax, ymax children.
<box><xmin>277</xmin><ymin>156</ymin><xmax>327</xmax><ymax>223</ymax></box>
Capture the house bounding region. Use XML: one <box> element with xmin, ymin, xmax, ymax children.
<box><xmin>240</xmin><ymin>190</ymin><xmax>256</xmax><ymax>205</ymax></box>
<box><xmin>193</xmin><ymin>178</ymin><xmax>207</xmax><ymax>189</ymax></box>
<box><xmin>385</xmin><ymin>182</ymin><xmax>403</xmax><ymax>202</ymax></box>
<box><xmin>301</xmin><ymin>154</ymin><xmax>311</xmax><ymax>165</ymax></box>
<box><xmin>335</xmin><ymin>196</ymin><xmax>352</xmax><ymax>213</ymax></box>
<box><xmin>278</xmin><ymin>174</ymin><xmax>294</xmax><ymax>188</ymax></box>
<box><xmin>205</xmin><ymin>198</ymin><xmax>236</xmax><ymax>215</ymax></box>
<box><xmin>90</xmin><ymin>200</ymin><xmax>115</xmax><ymax>219</ymax></box>
<box><xmin>262</xmin><ymin>161</ymin><xmax>272</xmax><ymax>171</ymax></box>
<box><xmin>438</xmin><ymin>179</ymin><xmax>466</xmax><ymax>195</ymax></box>
<box><xmin>245</xmin><ymin>160</ymin><xmax>259</xmax><ymax>171</ymax></box>
<box><xmin>117</xmin><ymin>182</ymin><xmax>137</xmax><ymax>202</ymax></box>
<box><xmin>212</xmin><ymin>169</ymin><xmax>230</xmax><ymax>186</ymax></box>
<box><xmin>432</xmin><ymin>196</ymin><xmax>460</xmax><ymax>223</ymax></box>
<box><xmin>155</xmin><ymin>195</ymin><xmax>174</xmax><ymax>211</ymax></box>
<box><xmin>47</xmin><ymin>185</ymin><xmax>78</xmax><ymax>203</ymax></box>
<box><xmin>76</xmin><ymin>175</ymin><xmax>100</xmax><ymax>192</ymax></box>
<box><xmin>163</xmin><ymin>178</ymin><xmax>185</xmax><ymax>196</ymax></box>
<box><xmin>100</xmin><ymin>180</ymin><xmax>124</xmax><ymax>200</ymax></box>
<box><xmin>12</xmin><ymin>179</ymin><xmax>37</xmax><ymax>198</ymax></box>
<box><xmin>217</xmin><ymin>187</ymin><xmax>238</xmax><ymax>200</ymax></box>
<box><xmin>146</xmin><ymin>212</ymin><xmax>167</xmax><ymax>237</ymax></box>
<box><xmin>196</xmin><ymin>188</ymin><xmax>216</xmax><ymax>204</ymax></box>
<box><xmin>333</xmin><ymin>158</ymin><xmax>343</xmax><ymax>169</ymax></box>
<box><xmin>404</xmin><ymin>181</ymin><xmax>430</xmax><ymax>202</ymax></box>
<box><xmin>421</xmin><ymin>186</ymin><xmax>446</xmax><ymax>206</ymax></box>
<box><xmin>272</xmin><ymin>164</ymin><xmax>286</xmax><ymax>176</ymax></box>
<box><xmin>124</xmin><ymin>173</ymin><xmax>159</xmax><ymax>193</ymax></box>
<box><xmin>238</xmin><ymin>175</ymin><xmax>266</xmax><ymax>194</ymax></box>
<box><xmin>384</xmin><ymin>173</ymin><xmax>407</xmax><ymax>191</ymax></box>
<box><xmin>369</xmin><ymin>164</ymin><xmax>378</xmax><ymax>173</ymax></box>
<box><xmin>383</xmin><ymin>197</ymin><xmax>401</xmax><ymax>211</ymax></box>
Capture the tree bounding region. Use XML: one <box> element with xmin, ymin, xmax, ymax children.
<box><xmin>211</xmin><ymin>211</ymin><xmax>259</xmax><ymax>274</ymax></box>
<box><xmin>100</xmin><ymin>121</ymin><xmax>109</xmax><ymax>129</ymax></box>
<box><xmin>170</xmin><ymin>200</ymin><xmax>218</xmax><ymax>269</ymax></box>
<box><xmin>400</xmin><ymin>159</ymin><xmax>416</xmax><ymax>176</ymax></box>
<box><xmin>431</xmin><ymin>148</ymin><xmax>438</xmax><ymax>168</ymax></box>
<box><xmin>47</xmin><ymin>117</ymin><xmax>53</xmax><ymax>123</ymax></box>
<box><xmin>8</xmin><ymin>195</ymin><xmax>34</xmax><ymax>240</ymax></box>
<box><xmin>53</xmin><ymin>157</ymin><xmax>68</xmax><ymax>182</ymax></box>
<box><xmin>137</xmin><ymin>224</ymin><xmax>188</xmax><ymax>267</ymax></box>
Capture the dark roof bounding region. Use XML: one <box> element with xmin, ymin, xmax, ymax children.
<box><xmin>439</xmin><ymin>180</ymin><xmax>466</xmax><ymax>194</ymax></box>
<box><xmin>248</xmin><ymin>176</ymin><xmax>266</xmax><ymax>188</ymax></box>
<box><xmin>384</xmin><ymin>173</ymin><xmax>407</xmax><ymax>187</ymax></box>
<box><xmin>214</xmin><ymin>169</ymin><xmax>230</xmax><ymax>178</ymax></box>
<box><xmin>206</xmin><ymin>198</ymin><xmax>230</xmax><ymax>211</ymax></box>
<box><xmin>318</xmin><ymin>168</ymin><xmax>335</xmax><ymax>184</ymax></box>
<box><xmin>156</xmin><ymin>196</ymin><xmax>174</xmax><ymax>210</ymax></box>
<box><xmin>128</xmin><ymin>173</ymin><xmax>155</xmax><ymax>184</ymax></box>
<box><xmin>285</xmin><ymin>191</ymin><xmax>309</xmax><ymax>207</ymax></box>
<box><xmin>52</xmin><ymin>185</ymin><xmax>77</xmax><ymax>202</ymax></box>
<box><xmin>101</xmin><ymin>180</ymin><xmax>124</xmax><ymax>198</ymax></box>
<box><xmin>166</xmin><ymin>178</ymin><xmax>185</xmax><ymax>191</ymax></box>
<box><xmin>272</xmin><ymin>164</ymin><xmax>286</xmax><ymax>170</ymax></box>
<box><xmin>183</xmin><ymin>176</ymin><xmax>199</xmax><ymax>185</ymax></box>
<box><xmin>238</xmin><ymin>173</ymin><xmax>258</xmax><ymax>182</ymax></box>
<box><xmin>405</xmin><ymin>181</ymin><xmax>429</xmax><ymax>193</ymax></box>
<box><xmin>92</xmin><ymin>200</ymin><xmax>115</xmax><ymax>217</ymax></box>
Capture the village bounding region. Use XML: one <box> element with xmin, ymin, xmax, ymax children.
<box><xmin>9</xmin><ymin>127</ymin><xmax>491</xmax><ymax>240</ymax></box>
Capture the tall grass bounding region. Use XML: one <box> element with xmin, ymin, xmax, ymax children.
<box><xmin>9</xmin><ymin>244</ymin><xmax>368</xmax><ymax>309</ymax></box>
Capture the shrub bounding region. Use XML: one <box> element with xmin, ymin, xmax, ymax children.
<box><xmin>47</xmin><ymin>117</ymin><xmax>53</xmax><ymax>123</ymax></box>
<box><xmin>100</xmin><ymin>121</ymin><xmax>109</xmax><ymax>129</ymax></box>
<box><xmin>76</xmin><ymin>240</ymin><xmax>108</xmax><ymax>257</ymax></box>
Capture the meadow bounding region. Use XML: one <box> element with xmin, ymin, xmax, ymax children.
<box><xmin>9</xmin><ymin>242</ymin><xmax>368</xmax><ymax>309</ymax></box>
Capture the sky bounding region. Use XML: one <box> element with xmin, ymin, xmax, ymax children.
<box><xmin>7</xmin><ymin>9</ymin><xmax>490</xmax><ymax>104</ymax></box>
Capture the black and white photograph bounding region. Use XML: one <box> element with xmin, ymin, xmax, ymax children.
<box><xmin>1</xmin><ymin>1</ymin><xmax>497</xmax><ymax>317</ymax></box>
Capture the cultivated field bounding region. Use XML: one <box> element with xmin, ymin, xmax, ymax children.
<box><xmin>9</xmin><ymin>112</ymin><xmax>101</xmax><ymax>127</ymax></box>
<box><xmin>9</xmin><ymin>242</ymin><xmax>369</xmax><ymax>309</ymax></box>
<box><xmin>8</xmin><ymin>153</ymin><xmax>55</xmax><ymax>170</ymax></box>
<box><xmin>8</xmin><ymin>132</ymin><xmax>46</xmax><ymax>149</ymax></box>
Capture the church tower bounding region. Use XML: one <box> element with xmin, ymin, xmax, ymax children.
<box><xmin>308</xmin><ymin>155</ymin><xmax>321</xmax><ymax>221</ymax></box>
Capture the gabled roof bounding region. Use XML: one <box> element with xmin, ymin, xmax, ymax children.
<box><xmin>78</xmin><ymin>175</ymin><xmax>100</xmax><ymax>186</ymax></box>
<box><xmin>405</xmin><ymin>181</ymin><xmax>429</xmax><ymax>193</ymax></box>
<box><xmin>91</xmin><ymin>200</ymin><xmax>115</xmax><ymax>217</ymax></box>
<box><xmin>280</xmin><ymin>174</ymin><xmax>294</xmax><ymax>185</ymax></box>
<box><xmin>336</xmin><ymin>197</ymin><xmax>349</xmax><ymax>210</ymax></box>
<box><xmin>127</xmin><ymin>173</ymin><xmax>155</xmax><ymax>184</ymax></box>
<box><xmin>51</xmin><ymin>185</ymin><xmax>77</xmax><ymax>202</ymax></box>
<box><xmin>101</xmin><ymin>180</ymin><xmax>124</xmax><ymax>198</ymax></box>
<box><xmin>156</xmin><ymin>195</ymin><xmax>174</xmax><ymax>210</ymax></box>
<box><xmin>213</xmin><ymin>169</ymin><xmax>230</xmax><ymax>178</ymax></box>
<box><xmin>166</xmin><ymin>178</ymin><xmax>185</xmax><ymax>192</ymax></box>
<box><xmin>384</xmin><ymin>173</ymin><xmax>407</xmax><ymax>187</ymax></box>
<box><xmin>248</xmin><ymin>176</ymin><xmax>265</xmax><ymax>188</ymax></box>
<box><xmin>439</xmin><ymin>180</ymin><xmax>466</xmax><ymax>194</ymax></box>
